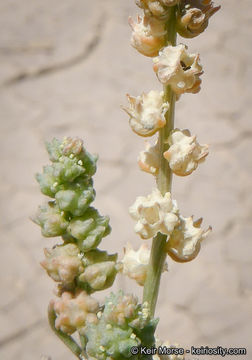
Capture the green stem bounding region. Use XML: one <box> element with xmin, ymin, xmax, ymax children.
<box><xmin>48</xmin><ymin>304</ymin><xmax>84</xmax><ymax>359</ymax></box>
<box><xmin>143</xmin><ymin>6</ymin><xmax>177</xmax><ymax>318</ymax></box>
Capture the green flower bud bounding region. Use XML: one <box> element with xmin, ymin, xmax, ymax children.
<box><xmin>68</xmin><ymin>207</ymin><xmax>111</xmax><ymax>251</ymax></box>
<box><xmin>103</xmin><ymin>292</ymin><xmax>158</xmax><ymax>347</ymax></box>
<box><xmin>55</xmin><ymin>179</ymin><xmax>95</xmax><ymax>217</ymax></box>
<box><xmin>33</xmin><ymin>202</ymin><xmax>69</xmax><ymax>237</ymax></box>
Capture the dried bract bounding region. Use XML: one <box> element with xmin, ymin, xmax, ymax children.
<box><xmin>177</xmin><ymin>0</ymin><xmax>221</xmax><ymax>38</ymax></box>
<box><xmin>123</xmin><ymin>90</ymin><xmax>169</xmax><ymax>136</ymax></box>
<box><xmin>129</xmin><ymin>15</ymin><xmax>166</xmax><ymax>57</ymax></box>
<box><xmin>129</xmin><ymin>189</ymin><xmax>179</xmax><ymax>239</ymax></box>
<box><xmin>163</xmin><ymin>129</ymin><xmax>209</xmax><ymax>176</ymax></box>
<box><xmin>166</xmin><ymin>216</ymin><xmax>211</xmax><ymax>262</ymax></box>
<box><xmin>153</xmin><ymin>44</ymin><xmax>203</xmax><ymax>95</ymax></box>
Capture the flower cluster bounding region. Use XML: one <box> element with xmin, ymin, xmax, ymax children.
<box><xmin>84</xmin><ymin>291</ymin><xmax>158</xmax><ymax>360</ymax></box>
<box><xmin>129</xmin><ymin>189</ymin><xmax>211</xmax><ymax>262</ymax></box>
<box><xmin>34</xmin><ymin>138</ymin><xmax>124</xmax><ymax>340</ymax></box>
<box><xmin>124</xmin><ymin>0</ymin><xmax>218</xmax><ymax>178</ymax></box>
<box><xmin>123</xmin><ymin>0</ymin><xmax>217</xmax><ymax>267</ymax></box>
<box><xmin>34</xmin><ymin>138</ymin><xmax>112</xmax><ymax>252</ymax></box>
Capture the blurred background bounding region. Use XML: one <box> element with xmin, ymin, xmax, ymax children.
<box><xmin>0</xmin><ymin>0</ymin><xmax>251</xmax><ymax>359</ymax></box>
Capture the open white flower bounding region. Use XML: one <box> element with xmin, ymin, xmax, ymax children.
<box><xmin>166</xmin><ymin>215</ymin><xmax>211</xmax><ymax>262</ymax></box>
<box><xmin>163</xmin><ymin>129</ymin><xmax>209</xmax><ymax>176</ymax></box>
<box><xmin>138</xmin><ymin>141</ymin><xmax>159</xmax><ymax>175</ymax></box>
<box><xmin>153</xmin><ymin>44</ymin><xmax>203</xmax><ymax>95</ymax></box>
<box><xmin>123</xmin><ymin>90</ymin><xmax>169</xmax><ymax>137</ymax></box>
<box><xmin>129</xmin><ymin>189</ymin><xmax>179</xmax><ymax>239</ymax></box>
<box><xmin>129</xmin><ymin>15</ymin><xmax>166</xmax><ymax>57</ymax></box>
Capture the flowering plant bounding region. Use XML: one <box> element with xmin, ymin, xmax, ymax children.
<box><xmin>33</xmin><ymin>1</ymin><xmax>220</xmax><ymax>359</ymax></box>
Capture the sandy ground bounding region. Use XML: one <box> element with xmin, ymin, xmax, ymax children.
<box><xmin>0</xmin><ymin>0</ymin><xmax>252</xmax><ymax>359</ymax></box>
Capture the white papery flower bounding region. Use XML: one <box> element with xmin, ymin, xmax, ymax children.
<box><xmin>163</xmin><ymin>128</ymin><xmax>209</xmax><ymax>176</ymax></box>
<box><xmin>138</xmin><ymin>141</ymin><xmax>159</xmax><ymax>175</ymax></box>
<box><xmin>123</xmin><ymin>90</ymin><xmax>169</xmax><ymax>137</ymax></box>
<box><xmin>153</xmin><ymin>44</ymin><xmax>203</xmax><ymax>95</ymax></box>
<box><xmin>129</xmin><ymin>189</ymin><xmax>179</xmax><ymax>239</ymax></box>
<box><xmin>129</xmin><ymin>15</ymin><xmax>166</xmax><ymax>57</ymax></box>
<box><xmin>166</xmin><ymin>215</ymin><xmax>211</xmax><ymax>262</ymax></box>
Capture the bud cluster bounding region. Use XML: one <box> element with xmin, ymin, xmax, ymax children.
<box><xmin>84</xmin><ymin>291</ymin><xmax>158</xmax><ymax>360</ymax></box>
<box><xmin>34</xmin><ymin>137</ymin><xmax>122</xmax><ymax>338</ymax></box>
